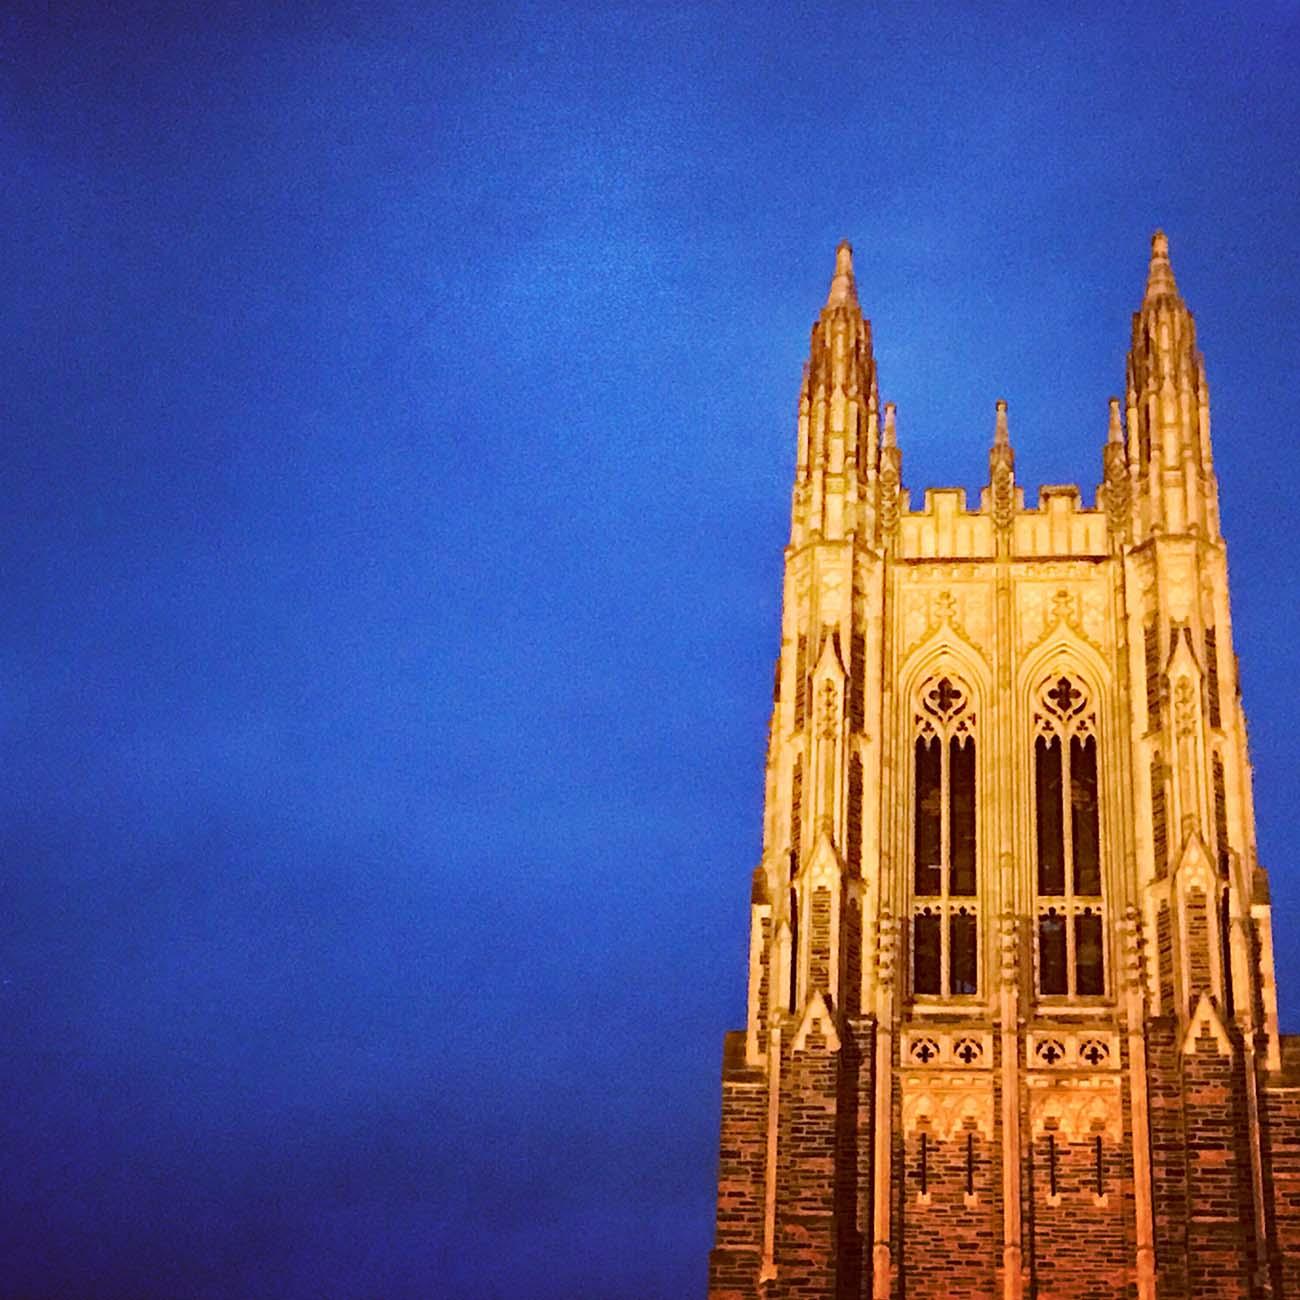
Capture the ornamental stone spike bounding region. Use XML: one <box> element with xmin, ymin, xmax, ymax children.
<box><xmin>824</xmin><ymin>239</ymin><xmax>858</xmax><ymax>309</ymax></box>
<box><xmin>1143</xmin><ymin>229</ymin><xmax>1180</xmax><ymax>304</ymax></box>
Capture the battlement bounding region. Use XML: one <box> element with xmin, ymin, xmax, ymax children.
<box><xmin>896</xmin><ymin>483</ymin><xmax>1108</xmax><ymax>560</ymax></box>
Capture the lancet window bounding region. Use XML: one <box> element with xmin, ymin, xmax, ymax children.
<box><xmin>1033</xmin><ymin>674</ymin><xmax>1105</xmax><ymax>998</ymax></box>
<box><xmin>911</xmin><ymin>674</ymin><xmax>978</xmax><ymax>998</ymax></box>
<box><xmin>1205</xmin><ymin>627</ymin><xmax>1221</xmax><ymax>728</ymax></box>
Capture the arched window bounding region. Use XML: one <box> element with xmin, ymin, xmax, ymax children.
<box><xmin>911</xmin><ymin>674</ymin><xmax>978</xmax><ymax>998</ymax></box>
<box><xmin>1033</xmin><ymin>674</ymin><xmax>1105</xmax><ymax>997</ymax></box>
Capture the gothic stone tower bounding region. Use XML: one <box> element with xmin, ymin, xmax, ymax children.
<box><xmin>707</xmin><ymin>235</ymin><xmax>1300</xmax><ymax>1300</ymax></box>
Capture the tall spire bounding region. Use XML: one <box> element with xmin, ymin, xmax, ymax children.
<box><xmin>1143</xmin><ymin>229</ymin><xmax>1180</xmax><ymax>303</ymax></box>
<box><xmin>790</xmin><ymin>242</ymin><xmax>879</xmax><ymax>545</ymax></box>
<box><xmin>1125</xmin><ymin>229</ymin><xmax>1218</xmax><ymax>539</ymax></box>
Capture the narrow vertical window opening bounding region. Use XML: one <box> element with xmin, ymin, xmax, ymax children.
<box><xmin>791</xmin><ymin>757</ymin><xmax>803</xmax><ymax>874</ymax></box>
<box><xmin>1151</xmin><ymin>759</ymin><xmax>1168</xmax><ymax>876</ymax></box>
<box><xmin>1047</xmin><ymin>1134</ymin><xmax>1058</xmax><ymax>1197</ymax></box>
<box><xmin>1039</xmin><ymin>911</ymin><xmax>1067</xmax><ymax>996</ymax></box>
<box><xmin>794</xmin><ymin>634</ymin><xmax>807</xmax><ymax>730</ymax></box>
<box><xmin>911</xmin><ymin>674</ymin><xmax>979</xmax><ymax>997</ymax></box>
<box><xmin>1034</xmin><ymin>675</ymin><xmax>1106</xmax><ymax>997</ymax></box>
<box><xmin>1213</xmin><ymin>753</ymin><xmax>1230</xmax><ymax>879</ymax></box>
<box><xmin>1075</xmin><ymin>910</ymin><xmax>1104</xmax><ymax>996</ymax></box>
<box><xmin>1094</xmin><ymin>1136</ymin><xmax>1104</xmax><ymax>1197</ymax></box>
<box><xmin>950</xmin><ymin>909</ymin><xmax>977</xmax><ymax>995</ymax></box>
<box><xmin>914</xmin><ymin>736</ymin><xmax>942</xmax><ymax>895</ymax></box>
<box><xmin>1144</xmin><ymin>624</ymin><xmax>1160</xmax><ymax>728</ymax></box>
<box><xmin>1221</xmin><ymin>890</ymin><xmax>1236</xmax><ymax>1022</ymax></box>
<box><xmin>847</xmin><ymin>753</ymin><xmax>863</xmax><ymax>876</ymax></box>
<box><xmin>1205</xmin><ymin>627</ymin><xmax>1221</xmax><ymax>728</ymax></box>
<box><xmin>965</xmin><ymin>1132</ymin><xmax>975</xmax><ymax>1195</ymax></box>
<box><xmin>949</xmin><ymin>736</ymin><xmax>976</xmax><ymax>896</ymax></box>
<box><xmin>788</xmin><ymin>887</ymin><xmax>798</xmax><ymax>1011</ymax></box>
<box><xmin>1071</xmin><ymin>736</ymin><xmax>1100</xmax><ymax>896</ymax></box>
<box><xmin>1036</xmin><ymin>736</ymin><xmax>1065</xmax><ymax>895</ymax></box>
<box><xmin>849</xmin><ymin>629</ymin><xmax>865</xmax><ymax>732</ymax></box>
<box><xmin>913</xmin><ymin>910</ymin><xmax>941</xmax><ymax>996</ymax></box>
<box><xmin>919</xmin><ymin>1132</ymin><xmax>929</xmax><ymax>1196</ymax></box>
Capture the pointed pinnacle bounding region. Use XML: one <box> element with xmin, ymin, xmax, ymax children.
<box><xmin>825</xmin><ymin>239</ymin><xmax>858</xmax><ymax>308</ymax></box>
<box><xmin>1144</xmin><ymin>229</ymin><xmax>1180</xmax><ymax>303</ymax></box>
<box><xmin>882</xmin><ymin>401</ymin><xmax>897</xmax><ymax>447</ymax></box>
<box><xmin>993</xmin><ymin>399</ymin><xmax>1009</xmax><ymax>447</ymax></box>
<box><xmin>1108</xmin><ymin>396</ymin><xmax>1123</xmax><ymax>444</ymax></box>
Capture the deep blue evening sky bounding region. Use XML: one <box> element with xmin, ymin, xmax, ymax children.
<box><xmin>3</xmin><ymin>3</ymin><xmax>1298</xmax><ymax>1297</ymax></box>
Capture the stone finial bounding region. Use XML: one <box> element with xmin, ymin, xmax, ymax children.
<box><xmin>1143</xmin><ymin>229</ymin><xmax>1180</xmax><ymax>303</ymax></box>
<box><xmin>1102</xmin><ymin>395</ymin><xmax>1131</xmax><ymax>544</ymax></box>
<box><xmin>825</xmin><ymin>239</ymin><xmax>858</xmax><ymax>308</ymax></box>
<box><xmin>882</xmin><ymin>401</ymin><xmax>897</xmax><ymax>448</ymax></box>
<box><xmin>989</xmin><ymin>400</ymin><xmax>1014</xmax><ymax>531</ymax></box>
<box><xmin>1107</xmin><ymin>396</ymin><xmax>1123</xmax><ymax>444</ymax></box>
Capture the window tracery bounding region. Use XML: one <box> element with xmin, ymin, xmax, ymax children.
<box><xmin>911</xmin><ymin>673</ymin><xmax>978</xmax><ymax>998</ymax></box>
<box><xmin>1033</xmin><ymin>673</ymin><xmax>1105</xmax><ymax>998</ymax></box>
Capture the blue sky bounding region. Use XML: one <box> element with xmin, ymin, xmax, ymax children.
<box><xmin>2</xmin><ymin>2</ymin><xmax>1298</xmax><ymax>1296</ymax></box>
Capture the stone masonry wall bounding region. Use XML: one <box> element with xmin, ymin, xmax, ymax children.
<box><xmin>899</xmin><ymin>1119</ymin><xmax>1000</xmax><ymax>1299</ymax></box>
<box><xmin>709</xmin><ymin>1032</ymin><xmax>766</xmax><ymax>1300</ymax></box>
<box><xmin>772</xmin><ymin>1025</ymin><xmax>839</xmax><ymax>1298</ymax></box>
<box><xmin>1026</xmin><ymin>1127</ymin><xmax>1134</xmax><ymax>1298</ymax></box>
<box><xmin>1263</xmin><ymin>1075</ymin><xmax>1300</xmax><ymax>1299</ymax></box>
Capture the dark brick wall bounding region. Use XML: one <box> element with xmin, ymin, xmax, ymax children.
<box><xmin>1181</xmin><ymin>1027</ymin><xmax>1250</xmax><ymax>1297</ymax></box>
<box><xmin>709</xmin><ymin>1033</ymin><xmax>767</xmax><ymax>1299</ymax></box>
<box><xmin>1026</xmin><ymin>1128</ymin><xmax>1134</xmax><ymax>1299</ymax></box>
<box><xmin>1157</xmin><ymin>906</ymin><xmax>1175</xmax><ymax>1012</ymax></box>
<box><xmin>709</xmin><ymin>1017</ymin><xmax>1288</xmax><ymax>1298</ymax></box>
<box><xmin>1186</xmin><ymin>892</ymin><xmax>1212</xmax><ymax>1006</ymax></box>
<box><xmin>900</xmin><ymin>1120</ymin><xmax>999</xmax><ymax>1298</ymax></box>
<box><xmin>810</xmin><ymin>889</ymin><xmax>832</xmax><ymax>992</ymax></box>
<box><xmin>1264</xmin><ymin>1078</ymin><xmax>1300</xmax><ymax>1299</ymax></box>
<box><xmin>1146</xmin><ymin>1016</ymin><xmax>1191</xmax><ymax>1297</ymax></box>
<box><xmin>774</xmin><ymin>1024</ymin><xmax>839</xmax><ymax>1298</ymax></box>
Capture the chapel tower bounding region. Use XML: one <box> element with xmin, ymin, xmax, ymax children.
<box><xmin>707</xmin><ymin>234</ymin><xmax>1300</xmax><ymax>1299</ymax></box>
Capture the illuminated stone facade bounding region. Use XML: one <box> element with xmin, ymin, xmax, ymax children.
<box><xmin>707</xmin><ymin>235</ymin><xmax>1300</xmax><ymax>1298</ymax></box>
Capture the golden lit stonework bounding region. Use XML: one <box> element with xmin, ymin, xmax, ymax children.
<box><xmin>707</xmin><ymin>235</ymin><xmax>1298</xmax><ymax>1299</ymax></box>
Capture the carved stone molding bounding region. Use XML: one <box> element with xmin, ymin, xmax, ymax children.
<box><xmin>877</xmin><ymin>909</ymin><xmax>899</xmax><ymax>991</ymax></box>
<box><xmin>1019</xmin><ymin>583</ymin><xmax>1106</xmax><ymax>656</ymax></box>
<box><xmin>901</xmin><ymin>1072</ymin><xmax>995</xmax><ymax>1140</ymax></box>
<box><xmin>1026</xmin><ymin>1074</ymin><xmax>1123</xmax><ymax>1142</ymax></box>
<box><xmin>879</xmin><ymin>450</ymin><xmax>901</xmax><ymax>541</ymax></box>
<box><xmin>991</xmin><ymin>455</ymin><xmax>1014</xmax><ymax>533</ymax></box>
<box><xmin>901</xmin><ymin>584</ymin><xmax>990</xmax><ymax>660</ymax></box>
<box><xmin>901</xmin><ymin>1029</ymin><xmax>994</xmax><ymax>1069</ymax></box>
<box><xmin>817</xmin><ymin>678</ymin><xmax>839</xmax><ymax>738</ymax></box>
<box><xmin>1103</xmin><ymin>442</ymin><xmax>1131</xmax><ymax>543</ymax></box>
<box><xmin>1025</xmin><ymin>1030</ymin><xmax>1122</xmax><ymax>1071</ymax></box>
<box><xmin>998</xmin><ymin>910</ymin><xmax>1020</xmax><ymax>989</ymax></box>
<box><xmin>1119</xmin><ymin>903</ymin><xmax>1149</xmax><ymax>1000</ymax></box>
<box><xmin>1173</xmin><ymin>677</ymin><xmax>1197</xmax><ymax>736</ymax></box>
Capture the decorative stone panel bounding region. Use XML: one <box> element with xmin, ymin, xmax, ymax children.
<box><xmin>1025</xmin><ymin>1030</ymin><xmax>1121</xmax><ymax>1071</ymax></box>
<box><xmin>1026</xmin><ymin>1074</ymin><xmax>1123</xmax><ymax>1142</ymax></box>
<box><xmin>901</xmin><ymin>1029</ymin><xmax>993</xmax><ymax>1069</ymax></box>
<box><xmin>901</xmin><ymin>1071</ymin><xmax>995</xmax><ymax>1140</ymax></box>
